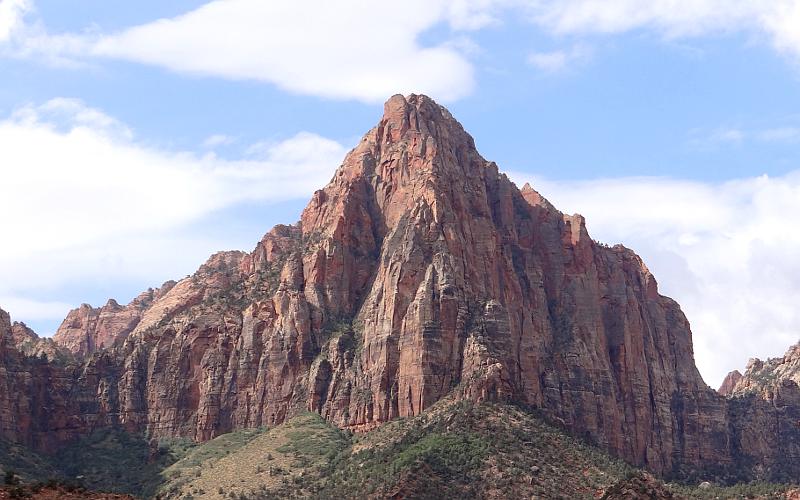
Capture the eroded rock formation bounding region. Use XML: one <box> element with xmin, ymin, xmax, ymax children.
<box><xmin>1</xmin><ymin>95</ymin><xmax>800</xmax><ymax>482</ymax></box>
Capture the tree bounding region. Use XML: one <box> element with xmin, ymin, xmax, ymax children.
<box><xmin>4</xmin><ymin>469</ymin><xmax>19</xmax><ymax>486</ymax></box>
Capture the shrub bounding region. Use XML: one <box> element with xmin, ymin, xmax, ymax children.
<box><xmin>4</xmin><ymin>469</ymin><xmax>19</xmax><ymax>485</ymax></box>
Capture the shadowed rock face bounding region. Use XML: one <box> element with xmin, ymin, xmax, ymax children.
<box><xmin>2</xmin><ymin>95</ymin><xmax>800</xmax><ymax>481</ymax></box>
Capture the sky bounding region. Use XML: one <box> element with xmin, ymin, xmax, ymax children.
<box><xmin>1</xmin><ymin>0</ymin><xmax>800</xmax><ymax>388</ymax></box>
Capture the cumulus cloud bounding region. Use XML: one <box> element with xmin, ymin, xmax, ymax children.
<box><xmin>1</xmin><ymin>0</ymin><xmax>480</xmax><ymax>103</ymax></box>
<box><xmin>0</xmin><ymin>0</ymin><xmax>28</xmax><ymax>42</ymax></box>
<box><xmin>0</xmin><ymin>99</ymin><xmax>346</xmax><ymax>328</ymax></box>
<box><xmin>510</xmin><ymin>171</ymin><xmax>800</xmax><ymax>388</ymax></box>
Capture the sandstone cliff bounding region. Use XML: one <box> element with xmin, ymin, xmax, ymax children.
<box><xmin>1</xmin><ymin>95</ymin><xmax>800</xmax><ymax>483</ymax></box>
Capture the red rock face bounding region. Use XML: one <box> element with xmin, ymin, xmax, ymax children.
<box><xmin>0</xmin><ymin>309</ymin><xmax>86</xmax><ymax>451</ymax></box>
<box><xmin>53</xmin><ymin>282</ymin><xmax>177</xmax><ymax>357</ymax></box>
<box><xmin>719</xmin><ymin>370</ymin><xmax>743</xmax><ymax>396</ymax></box>
<box><xmin>2</xmin><ymin>95</ymin><xmax>800</xmax><ymax>482</ymax></box>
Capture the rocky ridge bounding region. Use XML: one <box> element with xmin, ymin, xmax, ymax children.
<box><xmin>1</xmin><ymin>95</ymin><xmax>800</xmax><ymax>483</ymax></box>
<box><xmin>52</xmin><ymin>281</ymin><xmax>176</xmax><ymax>358</ymax></box>
<box><xmin>719</xmin><ymin>342</ymin><xmax>800</xmax><ymax>399</ymax></box>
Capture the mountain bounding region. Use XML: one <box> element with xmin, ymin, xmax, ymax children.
<box><xmin>2</xmin><ymin>94</ymin><xmax>800</xmax><ymax>490</ymax></box>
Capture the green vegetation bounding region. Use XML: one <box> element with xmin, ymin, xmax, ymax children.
<box><xmin>260</xmin><ymin>401</ymin><xmax>636</xmax><ymax>500</ymax></box>
<box><xmin>0</xmin><ymin>429</ymin><xmax>195</xmax><ymax>498</ymax></box>
<box><xmin>276</xmin><ymin>419</ymin><xmax>348</xmax><ymax>459</ymax></box>
<box><xmin>52</xmin><ymin>428</ymin><xmax>196</xmax><ymax>498</ymax></box>
<box><xmin>668</xmin><ymin>480</ymin><xmax>796</xmax><ymax>499</ymax></box>
<box><xmin>160</xmin><ymin>401</ymin><xmax>799</xmax><ymax>499</ymax></box>
<box><xmin>0</xmin><ymin>437</ymin><xmax>63</xmax><ymax>482</ymax></box>
<box><xmin>1</xmin><ymin>402</ymin><xmax>798</xmax><ymax>499</ymax></box>
<box><xmin>157</xmin><ymin>413</ymin><xmax>348</xmax><ymax>499</ymax></box>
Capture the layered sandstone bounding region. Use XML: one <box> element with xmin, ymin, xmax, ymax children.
<box><xmin>1</xmin><ymin>95</ymin><xmax>800</xmax><ymax>482</ymax></box>
<box><xmin>53</xmin><ymin>281</ymin><xmax>177</xmax><ymax>357</ymax></box>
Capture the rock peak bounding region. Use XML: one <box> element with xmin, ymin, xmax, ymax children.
<box><xmin>718</xmin><ymin>370</ymin><xmax>743</xmax><ymax>396</ymax></box>
<box><xmin>376</xmin><ymin>93</ymin><xmax>473</xmax><ymax>150</ymax></box>
<box><xmin>382</xmin><ymin>94</ymin><xmax>443</xmax><ymax>124</ymax></box>
<box><xmin>520</xmin><ymin>181</ymin><xmax>556</xmax><ymax>211</ymax></box>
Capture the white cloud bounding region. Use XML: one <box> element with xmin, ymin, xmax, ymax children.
<box><xmin>4</xmin><ymin>0</ymin><xmax>478</xmax><ymax>103</ymax></box>
<box><xmin>0</xmin><ymin>0</ymin><xmax>29</xmax><ymax>42</ymax></box>
<box><xmin>760</xmin><ymin>1</ymin><xmax>800</xmax><ymax>57</ymax></box>
<box><xmin>528</xmin><ymin>0</ymin><xmax>800</xmax><ymax>60</ymax></box>
<box><xmin>758</xmin><ymin>127</ymin><xmax>800</xmax><ymax>143</ymax></box>
<box><xmin>0</xmin><ymin>296</ymin><xmax>74</xmax><ymax>322</ymax></box>
<box><xmin>510</xmin><ymin>171</ymin><xmax>800</xmax><ymax>389</ymax></box>
<box><xmin>12</xmin><ymin>97</ymin><xmax>135</xmax><ymax>139</ymax></box>
<box><xmin>202</xmin><ymin>134</ymin><xmax>235</xmax><ymax>148</ymax></box>
<box><xmin>692</xmin><ymin>124</ymin><xmax>800</xmax><ymax>147</ymax></box>
<box><xmin>689</xmin><ymin>126</ymin><xmax>746</xmax><ymax>148</ymax></box>
<box><xmin>0</xmin><ymin>99</ymin><xmax>346</xmax><ymax>326</ymax></box>
<box><xmin>709</xmin><ymin>127</ymin><xmax>745</xmax><ymax>144</ymax></box>
<box><xmin>528</xmin><ymin>44</ymin><xmax>592</xmax><ymax>72</ymax></box>
<box><xmin>5</xmin><ymin>0</ymin><xmax>800</xmax><ymax>100</ymax></box>
<box><xmin>445</xmin><ymin>0</ymin><xmax>511</xmax><ymax>30</ymax></box>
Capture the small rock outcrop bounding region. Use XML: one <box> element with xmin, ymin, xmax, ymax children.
<box><xmin>718</xmin><ymin>370</ymin><xmax>743</xmax><ymax>396</ymax></box>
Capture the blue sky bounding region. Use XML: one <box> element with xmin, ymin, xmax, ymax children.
<box><xmin>2</xmin><ymin>0</ymin><xmax>800</xmax><ymax>386</ymax></box>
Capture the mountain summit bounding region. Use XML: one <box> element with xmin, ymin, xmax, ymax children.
<box><xmin>2</xmin><ymin>95</ymin><xmax>800</xmax><ymax>485</ymax></box>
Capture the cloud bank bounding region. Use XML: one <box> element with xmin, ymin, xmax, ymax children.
<box><xmin>0</xmin><ymin>0</ymin><xmax>480</xmax><ymax>103</ymax></box>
